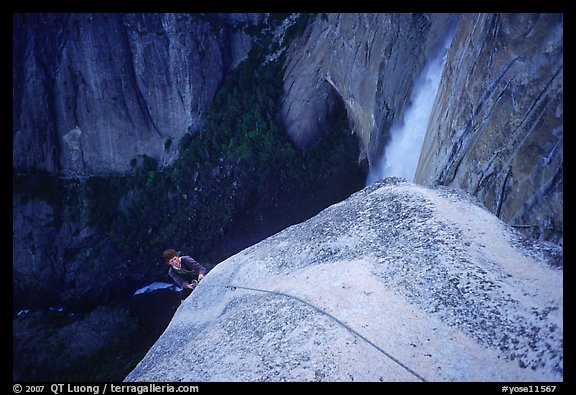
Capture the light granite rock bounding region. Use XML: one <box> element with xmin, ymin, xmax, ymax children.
<box><xmin>126</xmin><ymin>178</ymin><xmax>562</xmax><ymax>382</ymax></box>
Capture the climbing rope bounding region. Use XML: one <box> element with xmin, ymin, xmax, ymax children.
<box><xmin>197</xmin><ymin>282</ymin><xmax>427</xmax><ymax>382</ymax></box>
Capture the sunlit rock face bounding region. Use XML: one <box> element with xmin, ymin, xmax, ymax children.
<box><xmin>415</xmin><ymin>13</ymin><xmax>563</xmax><ymax>245</ymax></box>
<box><xmin>126</xmin><ymin>178</ymin><xmax>562</xmax><ymax>382</ymax></box>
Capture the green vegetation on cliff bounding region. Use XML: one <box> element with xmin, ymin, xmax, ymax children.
<box><xmin>86</xmin><ymin>14</ymin><xmax>364</xmax><ymax>264</ymax></box>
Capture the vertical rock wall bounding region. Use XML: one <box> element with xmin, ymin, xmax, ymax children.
<box><xmin>13</xmin><ymin>13</ymin><xmax>257</xmax><ymax>175</ymax></box>
<box><xmin>279</xmin><ymin>13</ymin><xmax>459</xmax><ymax>165</ymax></box>
<box><xmin>415</xmin><ymin>13</ymin><xmax>563</xmax><ymax>244</ymax></box>
<box><xmin>280</xmin><ymin>13</ymin><xmax>562</xmax><ymax>245</ymax></box>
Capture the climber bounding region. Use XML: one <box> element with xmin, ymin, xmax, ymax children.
<box><xmin>162</xmin><ymin>249</ymin><xmax>206</xmax><ymax>303</ymax></box>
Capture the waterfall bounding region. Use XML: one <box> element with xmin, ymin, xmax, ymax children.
<box><xmin>367</xmin><ymin>33</ymin><xmax>454</xmax><ymax>184</ymax></box>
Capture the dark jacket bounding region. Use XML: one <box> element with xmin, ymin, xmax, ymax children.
<box><xmin>168</xmin><ymin>256</ymin><xmax>206</xmax><ymax>289</ymax></box>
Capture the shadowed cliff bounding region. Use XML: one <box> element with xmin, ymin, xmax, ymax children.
<box><xmin>13</xmin><ymin>13</ymin><xmax>259</xmax><ymax>175</ymax></box>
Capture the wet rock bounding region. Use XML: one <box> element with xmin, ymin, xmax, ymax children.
<box><xmin>280</xmin><ymin>13</ymin><xmax>459</xmax><ymax>161</ymax></box>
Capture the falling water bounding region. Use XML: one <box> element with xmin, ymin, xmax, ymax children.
<box><xmin>367</xmin><ymin>34</ymin><xmax>453</xmax><ymax>184</ymax></box>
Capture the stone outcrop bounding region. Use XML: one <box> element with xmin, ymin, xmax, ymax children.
<box><xmin>415</xmin><ymin>13</ymin><xmax>563</xmax><ymax>245</ymax></box>
<box><xmin>13</xmin><ymin>13</ymin><xmax>259</xmax><ymax>175</ymax></box>
<box><xmin>126</xmin><ymin>178</ymin><xmax>562</xmax><ymax>382</ymax></box>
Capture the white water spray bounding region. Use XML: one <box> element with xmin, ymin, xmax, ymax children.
<box><xmin>367</xmin><ymin>35</ymin><xmax>453</xmax><ymax>184</ymax></box>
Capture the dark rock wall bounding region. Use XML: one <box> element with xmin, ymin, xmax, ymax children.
<box><xmin>12</xmin><ymin>13</ymin><xmax>260</xmax><ymax>310</ymax></box>
<box><xmin>13</xmin><ymin>13</ymin><xmax>257</xmax><ymax>175</ymax></box>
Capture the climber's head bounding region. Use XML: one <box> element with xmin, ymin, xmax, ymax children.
<box><xmin>162</xmin><ymin>249</ymin><xmax>178</xmax><ymax>264</ymax></box>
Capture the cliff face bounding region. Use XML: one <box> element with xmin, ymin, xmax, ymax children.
<box><xmin>280</xmin><ymin>13</ymin><xmax>459</xmax><ymax>163</ymax></box>
<box><xmin>13</xmin><ymin>13</ymin><xmax>563</xmax><ymax>381</ymax></box>
<box><xmin>415</xmin><ymin>13</ymin><xmax>563</xmax><ymax>245</ymax></box>
<box><xmin>280</xmin><ymin>13</ymin><xmax>562</xmax><ymax>245</ymax></box>
<box><xmin>12</xmin><ymin>13</ymin><xmax>261</xmax><ymax>310</ymax></box>
<box><xmin>126</xmin><ymin>178</ymin><xmax>562</xmax><ymax>382</ymax></box>
<box><xmin>13</xmin><ymin>13</ymin><xmax>259</xmax><ymax>175</ymax></box>
<box><xmin>14</xmin><ymin>13</ymin><xmax>563</xmax><ymax>245</ymax></box>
